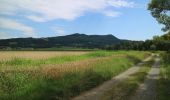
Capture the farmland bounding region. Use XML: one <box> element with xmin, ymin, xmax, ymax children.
<box><xmin>0</xmin><ymin>0</ymin><xmax>169</xmax><ymax>100</ymax></box>
<box><xmin>0</xmin><ymin>51</ymin><xmax>150</xmax><ymax>100</ymax></box>
<box><xmin>0</xmin><ymin>51</ymin><xmax>88</xmax><ymax>61</ymax></box>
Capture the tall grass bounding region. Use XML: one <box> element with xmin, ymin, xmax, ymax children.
<box><xmin>101</xmin><ymin>59</ymin><xmax>153</xmax><ymax>100</ymax></box>
<box><xmin>0</xmin><ymin>51</ymin><xmax>149</xmax><ymax>69</ymax></box>
<box><xmin>0</xmin><ymin>51</ymin><xmax>150</xmax><ymax>100</ymax></box>
<box><xmin>0</xmin><ymin>51</ymin><xmax>115</xmax><ymax>68</ymax></box>
<box><xmin>157</xmin><ymin>52</ymin><xmax>170</xmax><ymax>100</ymax></box>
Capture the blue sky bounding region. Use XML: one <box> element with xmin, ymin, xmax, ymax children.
<box><xmin>0</xmin><ymin>0</ymin><xmax>164</xmax><ymax>40</ymax></box>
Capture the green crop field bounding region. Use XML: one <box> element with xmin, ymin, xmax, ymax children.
<box><xmin>0</xmin><ymin>51</ymin><xmax>150</xmax><ymax>100</ymax></box>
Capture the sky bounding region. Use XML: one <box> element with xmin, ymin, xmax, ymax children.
<box><xmin>0</xmin><ymin>0</ymin><xmax>165</xmax><ymax>40</ymax></box>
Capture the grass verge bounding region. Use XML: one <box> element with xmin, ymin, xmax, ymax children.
<box><xmin>101</xmin><ymin>59</ymin><xmax>154</xmax><ymax>100</ymax></box>
<box><xmin>156</xmin><ymin>52</ymin><xmax>170</xmax><ymax>100</ymax></box>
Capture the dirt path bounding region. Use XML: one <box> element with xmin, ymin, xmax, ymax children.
<box><xmin>72</xmin><ymin>56</ymin><xmax>153</xmax><ymax>100</ymax></box>
<box><xmin>130</xmin><ymin>56</ymin><xmax>160</xmax><ymax>100</ymax></box>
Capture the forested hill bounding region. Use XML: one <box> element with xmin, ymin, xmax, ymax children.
<box><xmin>0</xmin><ymin>33</ymin><xmax>122</xmax><ymax>49</ymax></box>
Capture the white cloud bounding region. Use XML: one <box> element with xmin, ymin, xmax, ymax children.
<box><xmin>52</xmin><ymin>26</ymin><xmax>66</xmax><ymax>36</ymax></box>
<box><xmin>0</xmin><ymin>0</ymin><xmax>135</xmax><ymax>22</ymax></box>
<box><xmin>27</xmin><ymin>16</ymin><xmax>46</xmax><ymax>22</ymax></box>
<box><xmin>0</xmin><ymin>17</ymin><xmax>36</xmax><ymax>37</ymax></box>
<box><xmin>102</xmin><ymin>10</ymin><xmax>122</xmax><ymax>17</ymax></box>
<box><xmin>107</xmin><ymin>0</ymin><xmax>135</xmax><ymax>8</ymax></box>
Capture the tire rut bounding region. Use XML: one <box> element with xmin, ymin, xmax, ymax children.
<box><xmin>130</xmin><ymin>56</ymin><xmax>160</xmax><ymax>100</ymax></box>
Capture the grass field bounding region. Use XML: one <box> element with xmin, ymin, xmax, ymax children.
<box><xmin>0</xmin><ymin>51</ymin><xmax>150</xmax><ymax>100</ymax></box>
<box><xmin>0</xmin><ymin>51</ymin><xmax>88</xmax><ymax>61</ymax></box>
<box><xmin>157</xmin><ymin>52</ymin><xmax>170</xmax><ymax>100</ymax></box>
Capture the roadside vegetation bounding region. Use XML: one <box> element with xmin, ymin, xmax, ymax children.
<box><xmin>0</xmin><ymin>51</ymin><xmax>150</xmax><ymax>100</ymax></box>
<box><xmin>101</xmin><ymin>59</ymin><xmax>154</xmax><ymax>100</ymax></box>
<box><xmin>157</xmin><ymin>52</ymin><xmax>170</xmax><ymax>100</ymax></box>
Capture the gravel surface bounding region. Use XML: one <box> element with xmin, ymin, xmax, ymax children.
<box><xmin>130</xmin><ymin>57</ymin><xmax>160</xmax><ymax>100</ymax></box>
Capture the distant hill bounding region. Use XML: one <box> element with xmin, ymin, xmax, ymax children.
<box><xmin>0</xmin><ymin>33</ymin><xmax>122</xmax><ymax>49</ymax></box>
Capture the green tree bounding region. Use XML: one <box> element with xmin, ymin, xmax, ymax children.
<box><xmin>148</xmin><ymin>0</ymin><xmax>170</xmax><ymax>32</ymax></box>
<box><xmin>150</xmin><ymin>44</ymin><xmax>156</xmax><ymax>50</ymax></box>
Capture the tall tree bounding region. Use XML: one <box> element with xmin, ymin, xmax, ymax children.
<box><xmin>148</xmin><ymin>0</ymin><xmax>170</xmax><ymax>32</ymax></box>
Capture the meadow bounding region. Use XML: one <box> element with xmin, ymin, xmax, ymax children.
<box><xmin>0</xmin><ymin>51</ymin><xmax>150</xmax><ymax>100</ymax></box>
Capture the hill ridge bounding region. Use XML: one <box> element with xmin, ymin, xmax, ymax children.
<box><xmin>0</xmin><ymin>33</ymin><xmax>121</xmax><ymax>49</ymax></box>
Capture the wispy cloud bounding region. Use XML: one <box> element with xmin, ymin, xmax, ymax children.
<box><xmin>52</xmin><ymin>26</ymin><xmax>67</xmax><ymax>36</ymax></box>
<box><xmin>0</xmin><ymin>0</ymin><xmax>135</xmax><ymax>22</ymax></box>
<box><xmin>0</xmin><ymin>32</ymin><xmax>15</xmax><ymax>39</ymax></box>
<box><xmin>102</xmin><ymin>10</ymin><xmax>122</xmax><ymax>17</ymax></box>
<box><xmin>107</xmin><ymin>0</ymin><xmax>135</xmax><ymax>8</ymax></box>
<box><xmin>0</xmin><ymin>17</ymin><xmax>36</xmax><ymax>37</ymax></box>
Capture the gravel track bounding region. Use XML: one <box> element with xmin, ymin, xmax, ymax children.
<box><xmin>130</xmin><ymin>56</ymin><xmax>160</xmax><ymax>100</ymax></box>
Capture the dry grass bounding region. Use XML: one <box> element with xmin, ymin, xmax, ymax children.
<box><xmin>41</xmin><ymin>56</ymin><xmax>113</xmax><ymax>78</ymax></box>
<box><xmin>0</xmin><ymin>51</ymin><xmax>151</xmax><ymax>100</ymax></box>
<box><xmin>0</xmin><ymin>56</ymin><xmax>115</xmax><ymax>79</ymax></box>
<box><xmin>0</xmin><ymin>51</ymin><xmax>88</xmax><ymax>61</ymax></box>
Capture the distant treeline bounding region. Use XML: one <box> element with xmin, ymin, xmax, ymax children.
<box><xmin>0</xmin><ymin>33</ymin><xmax>169</xmax><ymax>51</ymax></box>
<box><xmin>106</xmin><ymin>39</ymin><xmax>170</xmax><ymax>51</ymax></box>
<box><xmin>107</xmin><ymin>32</ymin><xmax>170</xmax><ymax>51</ymax></box>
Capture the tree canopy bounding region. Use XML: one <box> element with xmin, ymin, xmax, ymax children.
<box><xmin>148</xmin><ymin>0</ymin><xmax>170</xmax><ymax>32</ymax></box>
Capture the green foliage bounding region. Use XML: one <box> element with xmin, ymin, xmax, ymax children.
<box><xmin>148</xmin><ymin>0</ymin><xmax>170</xmax><ymax>32</ymax></box>
<box><xmin>84</xmin><ymin>51</ymin><xmax>114</xmax><ymax>57</ymax></box>
<box><xmin>157</xmin><ymin>52</ymin><xmax>170</xmax><ymax>100</ymax></box>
